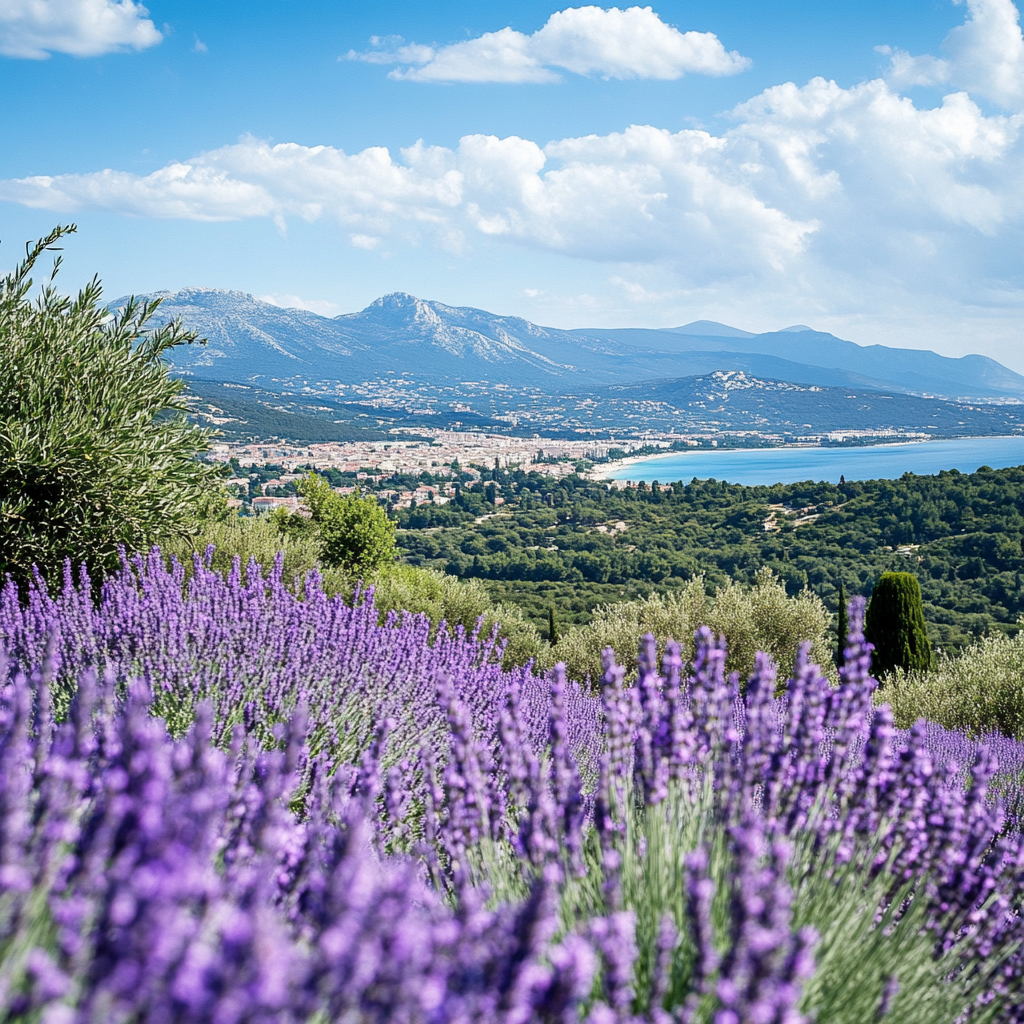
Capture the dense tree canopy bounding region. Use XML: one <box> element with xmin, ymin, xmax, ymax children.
<box><xmin>386</xmin><ymin>462</ymin><xmax>1024</xmax><ymax>649</ymax></box>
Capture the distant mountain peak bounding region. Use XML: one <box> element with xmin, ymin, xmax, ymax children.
<box><xmin>779</xmin><ymin>324</ymin><xmax>814</xmax><ymax>333</ymax></box>
<box><xmin>368</xmin><ymin>291</ymin><xmax>423</xmax><ymax>310</ymax></box>
<box><xmin>670</xmin><ymin>320</ymin><xmax>756</xmax><ymax>338</ymax></box>
<box><xmin>172</xmin><ymin>287</ymin><xmax>256</xmax><ymax>303</ymax></box>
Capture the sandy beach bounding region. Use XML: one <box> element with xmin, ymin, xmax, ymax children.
<box><xmin>588</xmin><ymin>450</ymin><xmax>682</xmax><ymax>482</ymax></box>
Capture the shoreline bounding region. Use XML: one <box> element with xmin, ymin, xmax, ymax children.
<box><xmin>589</xmin><ymin>434</ymin><xmax>1024</xmax><ymax>483</ymax></box>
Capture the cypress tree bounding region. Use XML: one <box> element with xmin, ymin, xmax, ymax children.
<box><xmin>864</xmin><ymin>572</ymin><xmax>932</xmax><ymax>678</ymax></box>
<box><xmin>548</xmin><ymin>606</ymin><xmax>559</xmax><ymax>646</ymax></box>
<box><xmin>836</xmin><ymin>581</ymin><xmax>848</xmax><ymax>667</ymax></box>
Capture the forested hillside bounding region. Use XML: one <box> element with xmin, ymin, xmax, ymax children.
<box><xmin>393</xmin><ymin>463</ymin><xmax>1024</xmax><ymax>650</ymax></box>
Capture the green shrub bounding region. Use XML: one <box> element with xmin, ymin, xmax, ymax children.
<box><xmin>298</xmin><ymin>473</ymin><xmax>396</xmax><ymax>577</ymax></box>
<box><xmin>865</xmin><ymin>571</ymin><xmax>932</xmax><ymax>678</ymax></box>
<box><xmin>884</xmin><ymin>628</ymin><xmax>1024</xmax><ymax>738</ymax></box>
<box><xmin>0</xmin><ymin>226</ymin><xmax>216</xmax><ymax>586</ymax></box>
<box><xmin>551</xmin><ymin>568</ymin><xmax>831</xmax><ymax>686</ymax></box>
<box><xmin>165</xmin><ymin>513</ymin><xmax>322</xmax><ymax>588</ymax></box>
<box><xmin>369</xmin><ymin>563</ymin><xmax>548</xmax><ymax>670</ymax></box>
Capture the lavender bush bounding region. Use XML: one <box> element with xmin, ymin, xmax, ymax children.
<box><xmin>2</xmin><ymin>548</ymin><xmax>1024</xmax><ymax>1021</ymax></box>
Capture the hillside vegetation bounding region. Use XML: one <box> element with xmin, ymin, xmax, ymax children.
<box><xmin>392</xmin><ymin>463</ymin><xmax>1024</xmax><ymax>650</ymax></box>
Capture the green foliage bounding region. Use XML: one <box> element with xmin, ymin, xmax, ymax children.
<box><xmin>0</xmin><ymin>226</ymin><xmax>216</xmax><ymax>586</ymax></box>
<box><xmin>162</xmin><ymin>506</ymin><xmax>830</xmax><ymax>682</ymax></box>
<box><xmin>884</xmin><ymin>628</ymin><xmax>1024</xmax><ymax>738</ymax></box>
<box><xmin>394</xmin><ymin>463</ymin><xmax>1024</xmax><ymax>650</ymax></box>
<box><xmin>165</xmin><ymin>512</ymin><xmax>322</xmax><ymax>588</ymax></box>
<box><xmin>866</xmin><ymin>572</ymin><xmax>933</xmax><ymax>677</ymax></box>
<box><xmin>550</xmin><ymin>569</ymin><xmax>831</xmax><ymax>685</ymax></box>
<box><xmin>298</xmin><ymin>472</ymin><xmax>396</xmax><ymax>577</ymax></box>
<box><xmin>548</xmin><ymin>606</ymin><xmax>558</xmax><ymax>645</ymax></box>
<box><xmin>368</xmin><ymin>563</ymin><xmax>547</xmax><ymax>670</ymax></box>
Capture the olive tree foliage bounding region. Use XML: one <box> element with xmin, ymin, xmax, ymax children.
<box><xmin>0</xmin><ymin>226</ymin><xmax>215</xmax><ymax>586</ymax></box>
<box><xmin>551</xmin><ymin>567</ymin><xmax>832</xmax><ymax>687</ymax></box>
<box><xmin>884</xmin><ymin>626</ymin><xmax>1024</xmax><ymax>739</ymax></box>
<box><xmin>296</xmin><ymin>472</ymin><xmax>397</xmax><ymax>577</ymax></box>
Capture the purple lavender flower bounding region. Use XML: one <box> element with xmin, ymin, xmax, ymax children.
<box><xmin>5</xmin><ymin>551</ymin><xmax>1024</xmax><ymax>1022</ymax></box>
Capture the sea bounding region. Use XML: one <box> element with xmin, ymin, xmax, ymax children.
<box><xmin>607</xmin><ymin>435</ymin><xmax>1024</xmax><ymax>487</ymax></box>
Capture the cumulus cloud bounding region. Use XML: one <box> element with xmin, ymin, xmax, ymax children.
<box><xmin>345</xmin><ymin>6</ymin><xmax>750</xmax><ymax>83</ymax></box>
<box><xmin>7</xmin><ymin>0</ymin><xmax>1024</xmax><ymax>327</ymax></box>
<box><xmin>6</xmin><ymin>69</ymin><xmax>1023</xmax><ymax>301</ymax></box>
<box><xmin>0</xmin><ymin>129</ymin><xmax>814</xmax><ymax>279</ymax></box>
<box><xmin>880</xmin><ymin>0</ymin><xmax>1024</xmax><ymax>109</ymax></box>
<box><xmin>0</xmin><ymin>0</ymin><xmax>162</xmax><ymax>59</ymax></box>
<box><xmin>945</xmin><ymin>0</ymin><xmax>1024</xmax><ymax>108</ymax></box>
<box><xmin>0</xmin><ymin>163</ymin><xmax>274</xmax><ymax>219</ymax></box>
<box><xmin>875</xmin><ymin>45</ymin><xmax>950</xmax><ymax>88</ymax></box>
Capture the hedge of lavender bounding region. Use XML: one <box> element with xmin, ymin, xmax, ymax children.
<box><xmin>2</xmin><ymin>549</ymin><xmax>1024</xmax><ymax>1022</ymax></box>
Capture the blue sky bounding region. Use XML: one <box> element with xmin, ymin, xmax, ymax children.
<box><xmin>2</xmin><ymin>0</ymin><xmax>1024</xmax><ymax>369</ymax></box>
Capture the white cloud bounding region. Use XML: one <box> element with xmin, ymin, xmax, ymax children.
<box><xmin>0</xmin><ymin>129</ymin><xmax>814</xmax><ymax>278</ymax></box>
<box><xmin>0</xmin><ymin>163</ymin><xmax>274</xmax><ymax>219</ymax></box>
<box><xmin>880</xmin><ymin>0</ymin><xmax>1024</xmax><ymax>109</ymax></box>
<box><xmin>875</xmin><ymin>45</ymin><xmax>950</xmax><ymax>88</ymax></box>
<box><xmin>529</xmin><ymin>6</ymin><xmax>750</xmax><ymax>78</ymax></box>
<box><xmin>945</xmin><ymin>0</ymin><xmax>1024</xmax><ymax>108</ymax></box>
<box><xmin>343</xmin><ymin>35</ymin><xmax>434</xmax><ymax>66</ymax></box>
<box><xmin>346</xmin><ymin>6</ymin><xmax>750</xmax><ymax>84</ymax></box>
<box><xmin>391</xmin><ymin>28</ymin><xmax>559</xmax><ymax>85</ymax></box>
<box><xmin>257</xmin><ymin>294</ymin><xmax>343</xmax><ymax>317</ymax></box>
<box><xmin>0</xmin><ymin>0</ymin><xmax>161</xmax><ymax>59</ymax></box>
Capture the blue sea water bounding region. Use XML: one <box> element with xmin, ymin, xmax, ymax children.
<box><xmin>608</xmin><ymin>435</ymin><xmax>1024</xmax><ymax>486</ymax></box>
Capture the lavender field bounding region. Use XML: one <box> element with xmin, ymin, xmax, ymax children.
<box><xmin>2</xmin><ymin>549</ymin><xmax>1024</xmax><ymax>1022</ymax></box>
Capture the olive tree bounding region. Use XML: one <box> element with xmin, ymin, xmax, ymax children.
<box><xmin>0</xmin><ymin>226</ymin><xmax>216</xmax><ymax>586</ymax></box>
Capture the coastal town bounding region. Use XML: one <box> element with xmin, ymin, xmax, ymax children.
<box><xmin>208</xmin><ymin>425</ymin><xmax>937</xmax><ymax>511</ymax></box>
<box><xmin>210</xmin><ymin>430</ymin><xmax>641</xmax><ymax>510</ymax></box>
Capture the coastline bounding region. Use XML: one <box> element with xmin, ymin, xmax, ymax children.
<box><xmin>591</xmin><ymin>449</ymin><xmax>680</xmax><ymax>481</ymax></box>
<box><xmin>589</xmin><ymin>434</ymin><xmax>1024</xmax><ymax>484</ymax></box>
<box><xmin>589</xmin><ymin>441</ymin><xmax>911</xmax><ymax>483</ymax></box>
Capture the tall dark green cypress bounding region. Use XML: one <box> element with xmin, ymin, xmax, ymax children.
<box><xmin>836</xmin><ymin>581</ymin><xmax>848</xmax><ymax>667</ymax></box>
<box><xmin>548</xmin><ymin>606</ymin><xmax>559</xmax><ymax>646</ymax></box>
<box><xmin>864</xmin><ymin>572</ymin><xmax>932</xmax><ymax>678</ymax></box>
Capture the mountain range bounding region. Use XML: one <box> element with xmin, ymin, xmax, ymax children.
<box><xmin>114</xmin><ymin>288</ymin><xmax>1024</xmax><ymax>403</ymax></box>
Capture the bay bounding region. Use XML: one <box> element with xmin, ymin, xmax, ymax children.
<box><xmin>606</xmin><ymin>435</ymin><xmax>1024</xmax><ymax>486</ymax></box>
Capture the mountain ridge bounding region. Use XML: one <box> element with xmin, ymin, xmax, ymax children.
<box><xmin>109</xmin><ymin>287</ymin><xmax>1024</xmax><ymax>402</ymax></box>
